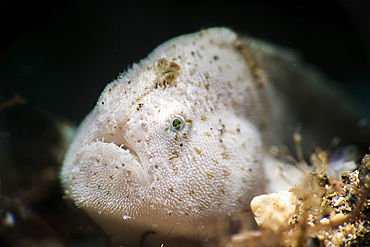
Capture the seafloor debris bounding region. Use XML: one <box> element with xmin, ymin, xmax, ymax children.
<box><xmin>251</xmin><ymin>191</ymin><xmax>298</xmax><ymax>232</ymax></box>
<box><xmin>311</xmin><ymin>156</ymin><xmax>370</xmax><ymax>246</ymax></box>
<box><xmin>231</xmin><ymin>152</ymin><xmax>370</xmax><ymax>247</ymax></box>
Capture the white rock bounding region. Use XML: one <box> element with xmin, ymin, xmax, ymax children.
<box><xmin>250</xmin><ymin>191</ymin><xmax>298</xmax><ymax>232</ymax></box>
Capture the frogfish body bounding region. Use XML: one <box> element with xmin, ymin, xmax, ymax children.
<box><xmin>61</xmin><ymin>28</ymin><xmax>369</xmax><ymax>246</ymax></box>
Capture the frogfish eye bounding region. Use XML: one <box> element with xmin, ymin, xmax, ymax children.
<box><xmin>170</xmin><ymin>116</ymin><xmax>185</xmax><ymax>132</ymax></box>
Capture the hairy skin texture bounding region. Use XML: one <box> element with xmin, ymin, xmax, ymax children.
<box><xmin>61</xmin><ymin>28</ymin><xmax>369</xmax><ymax>246</ymax></box>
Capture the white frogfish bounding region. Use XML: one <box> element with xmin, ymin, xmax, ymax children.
<box><xmin>60</xmin><ymin>28</ymin><xmax>369</xmax><ymax>246</ymax></box>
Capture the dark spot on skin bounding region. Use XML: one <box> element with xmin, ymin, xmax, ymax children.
<box><xmin>191</xmin><ymin>51</ymin><xmax>195</xmax><ymax>56</ymax></box>
<box><xmin>169</xmin><ymin>150</ymin><xmax>179</xmax><ymax>160</ymax></box>
<box><xmin>101</xmin><ymin>102</ymin><xmax>104</xmax><ymax>105</ymax></box>
<box><xmin>213</xmin><ymin>55</ymin><xmax>219</xmax><ymax>60</ymax></box>
<box><xmin>219</xmin><ymin>123</ymin><xmax>225</xmax><ymax>135</ymax></box>
<box><xmin>221</xmin><ymin>153</ymin><xmax>229</xmax><ymax>159</ymax></box>
<box><xmin>194</xmin><ymin>147</ymin><xmax>202</xmax><ymax>155</ymax></box>
<box><xmin>128</xmin><ymin>80</ymin><xmax>131</xmax><ymax>84</ymax></box>
<box><xmin>136</xmin><ymin>103</ymin><xmax>144</xmax><ymax>110</ymax></box>
<box><xmin>237</xmin><ymin>128</ymin><xmax>241</xmax><ymax>133</ymax></box>
<box><xmin>180</xmin><ymin>143</ymin><xmax>183</xmax><ymax>147</ymax></box>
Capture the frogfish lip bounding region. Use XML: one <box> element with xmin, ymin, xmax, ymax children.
<box><xmin>91</xmin><ymin>132</ymin><xmax>150</xmax><ymax>185</ymax></box>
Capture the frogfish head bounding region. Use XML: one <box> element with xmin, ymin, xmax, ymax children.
<box><xmin>61</xmin><ymin>28</ymin><xmax>265</xmax><ymax>246</ymax></box>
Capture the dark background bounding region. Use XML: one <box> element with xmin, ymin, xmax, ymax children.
<box><xmin>1</xmin><ymin>0</ymin><xmax>370</xmax><ymax>123</ymax></box>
